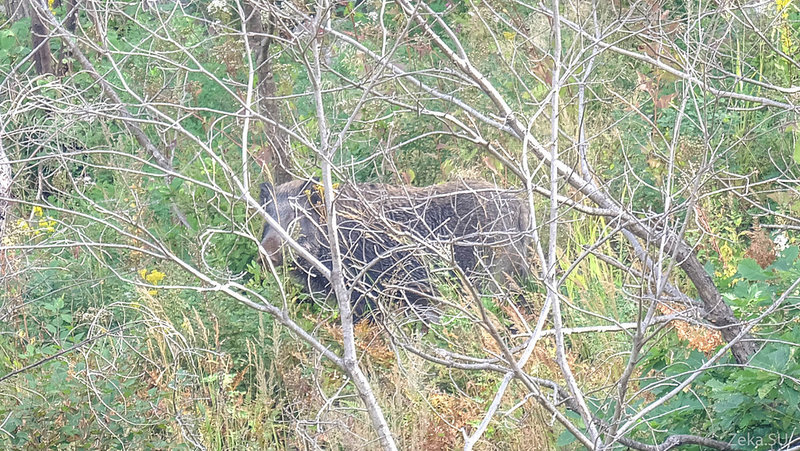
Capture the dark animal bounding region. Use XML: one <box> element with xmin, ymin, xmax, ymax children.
<box><xmin>258</xmin><ymin>179</ymin><xmax>530</xmax><ymax>320</ymax></box>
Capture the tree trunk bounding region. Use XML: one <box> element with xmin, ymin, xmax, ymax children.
<box><xmin>2</xmin><ymin>0</ymin><xmax>25</xmax><ymax>20</ymax></box>
<box><xmin>678</xmin><ymin>247</ymin><xmax>757</xmax><ymax>363</ymax></box>
<box><xmin>57</xmin><ymin>0</ymin><xmax>78</xmax><ymax>75</ymax></box>
<box><xmin>28</xmin><ymin>0</ymin><xmax>55</xmax><ymax>76</ymax></box>
<box><xmin>243</xmin><ymin>2</ymin><xmax>293</xmax><ymax>185</ymax></box>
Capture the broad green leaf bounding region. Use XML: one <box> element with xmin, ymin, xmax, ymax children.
<box><xmin>771</xmin><ymin>246</ymin><xmax>799</xmax><ymax>272</ymax></box>
<box><xmin>556</xmin><ymin>429</ymin><xmax>578</xmax><ymax>447</ymax></box>
<box><xmin>757</xmin><ymin>380</ymin><xmax>777</xmax><ymax>399</ymax></box>
<box><xmin>738</xmin><ymin>259</ymin><xmax>769</xmax><ymax>281</ymax></box>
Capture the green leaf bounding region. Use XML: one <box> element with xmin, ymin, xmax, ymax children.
<box><xmin>704</xmin><ymin>260</ymin><xmax>716</xmax><ymax>276</ymax></box>
<box><xmin>733</xmin><ymin>281</ymin><xmax>751</xmax><ymax>298</ymax></box>
<box><xmin>556</xmin><ymin>428</ymin><xmax>578</xmax><ymax>447</ymax></box>
<box><xmin>757</xmin><ymin>380</ymin><xmax>777</xmax><ymax>399</ymax></box>
<box><xmin>738</xmin><ymin>259</ymin><xmax>768</xmax><ymax>281</ymax></box>
<box><xmin>771</xmin><ymin>246</ymin><xmax>799</xmax><ymax>272</ymax></box>
<box><xmin>714</xmin><ymin>392</ymin><xmax>746</xmax><ymax>413</ymax></box>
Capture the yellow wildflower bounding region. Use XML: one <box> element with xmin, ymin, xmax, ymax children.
<box><xmin>146</xmin><ymin>269</ymin><xmax>166</xmax><ymax>285</ymax></box>
<box><xmin>140</xmin><ymin>269</ymin><xmax>165</xmax><ymax>284</ymax></box>
<box><xmin>139</xmin><ymin>269</ymin><xmax>165</xmax><ymax>295</ymax></box>
<box><xmin>32</xmin><ymin>206</ymin><xmax>43</xmax><ymax>217</ymax></box>
<box><xmin>777</xmin><ymin>0</ymin><xmax>794</xmax><ymax>52</ymax></box>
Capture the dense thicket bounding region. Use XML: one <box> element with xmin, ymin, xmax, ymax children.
<box><xmin>2</xmin><ymin>0</ymin><xmax>800</xmax><ymax>449</ymax></box>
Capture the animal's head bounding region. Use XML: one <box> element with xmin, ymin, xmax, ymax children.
<box><xmin>258</xmin><ymin>179</ymin><xmax>322</xmax><ymax>266</ymax></box>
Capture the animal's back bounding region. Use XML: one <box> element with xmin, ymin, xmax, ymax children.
<box><xmin>334</xmin><ymin>180</ymin><xmax>530</xmax><ymax>278</ymax></box>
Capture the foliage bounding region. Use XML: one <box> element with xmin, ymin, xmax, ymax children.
<box><xmin>2</xmin><ymin>0</ymin><xmax>800</xmax><ymax>449</ymax></box>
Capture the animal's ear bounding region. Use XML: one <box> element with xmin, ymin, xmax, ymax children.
<box><xmin>259</xmin><ymin>182</ymin><xmax>274</xmax><ymax>206</ymax></box>
<box><xmin>299</xmin><ymin>178</ymin><xmax>314</xmax><ymax>192</ymax></box>
<box><xmin>300</xmin><ymin>176</ymin><xmax>320</xmax><ymax>190</ymax></box>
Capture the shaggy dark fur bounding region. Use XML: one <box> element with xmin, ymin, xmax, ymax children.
<box><xmin>259</xmin><ymin>179</ymin><xmax>530</xmax><ymax>320</ymax></box>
